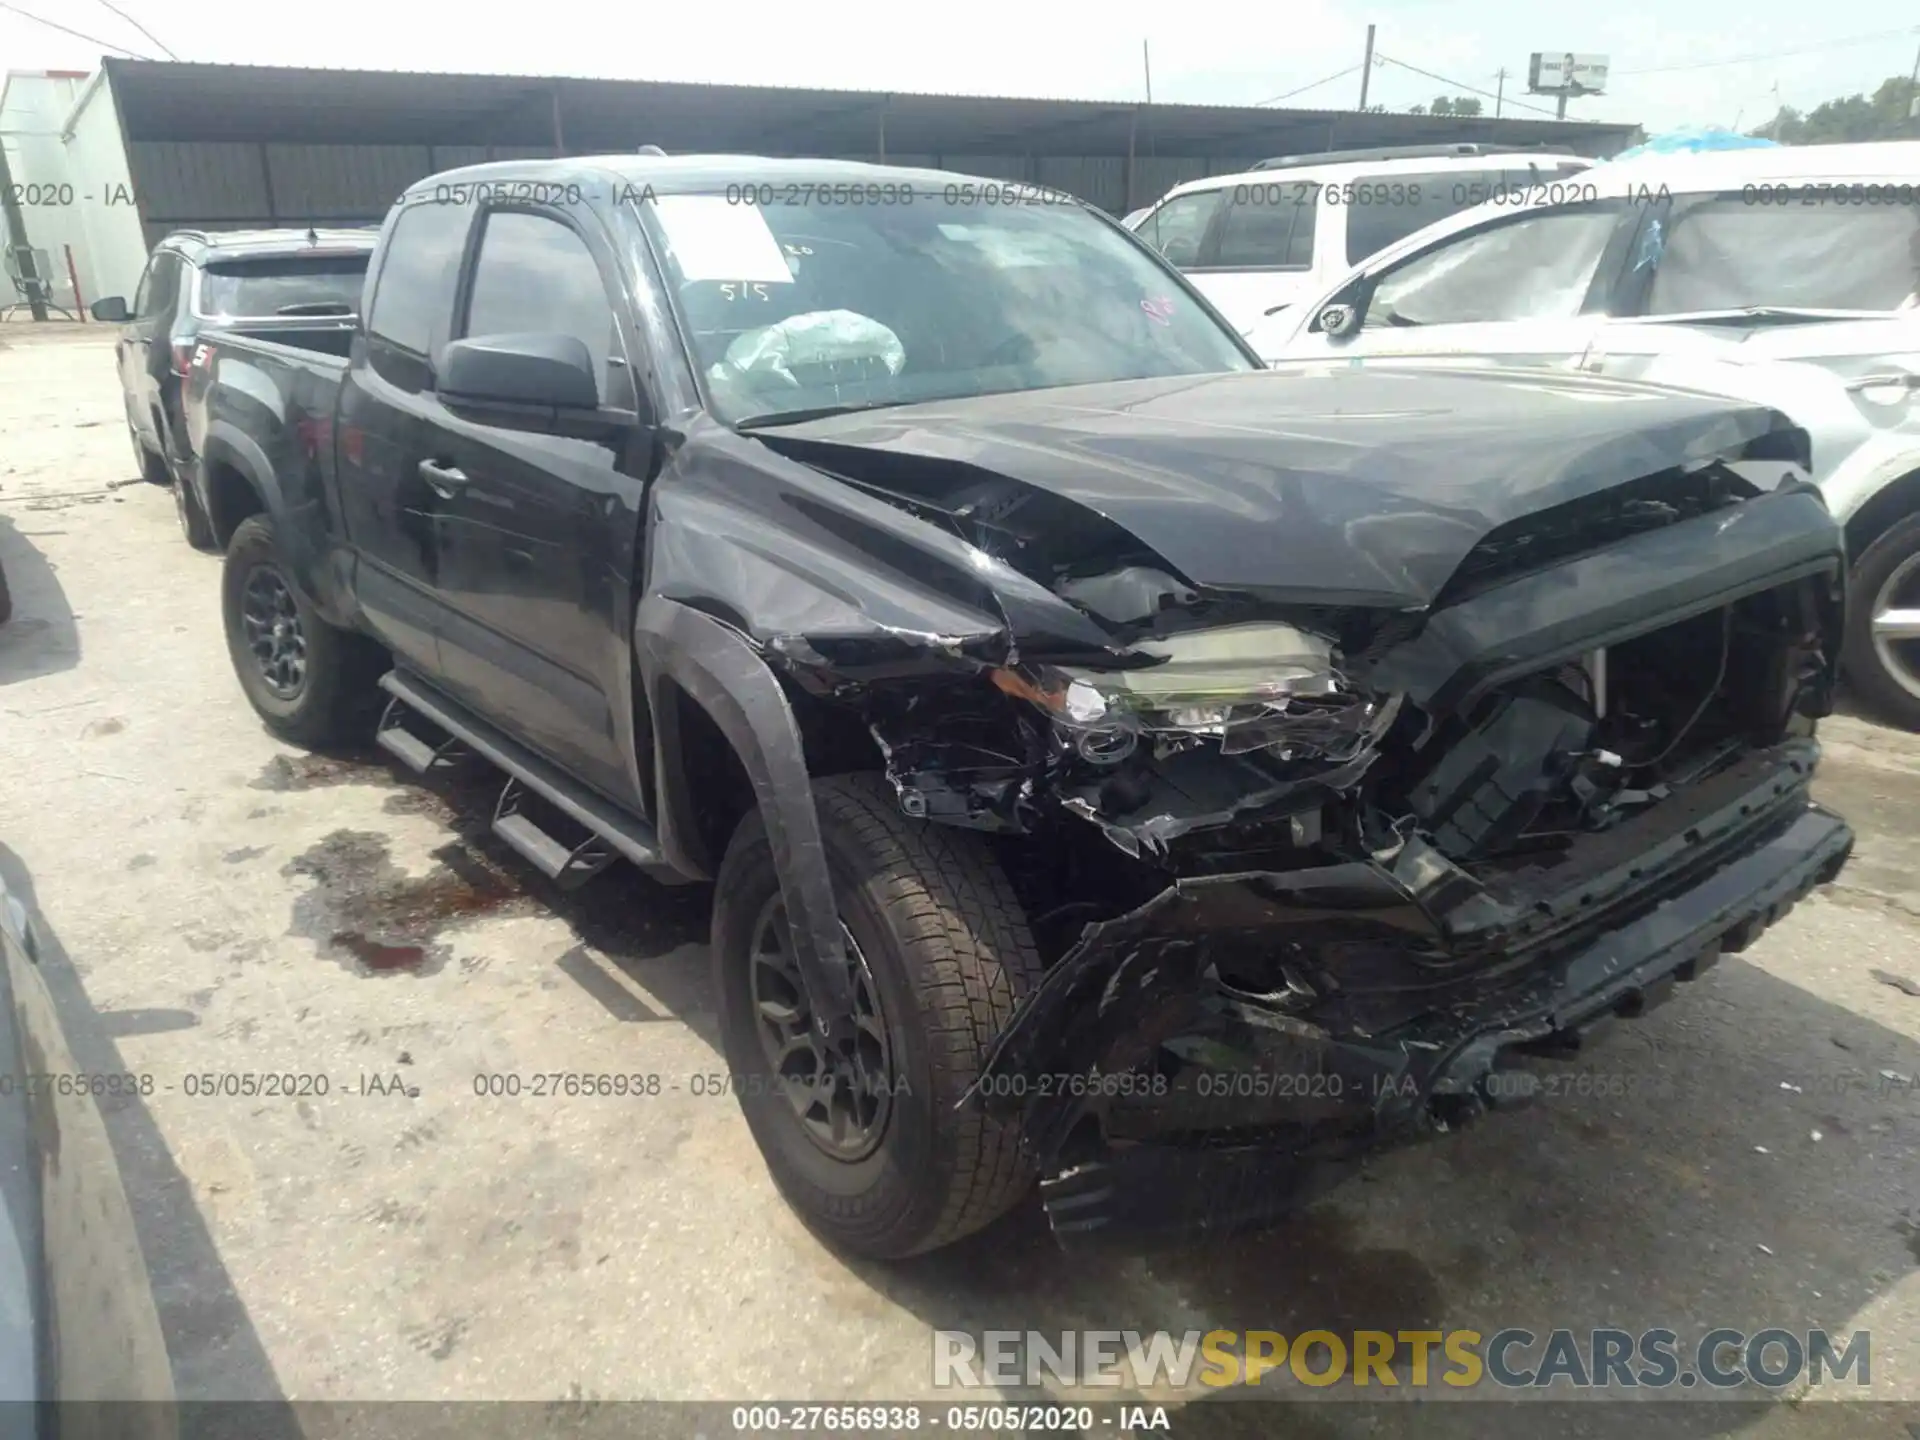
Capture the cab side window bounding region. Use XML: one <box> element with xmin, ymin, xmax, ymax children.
<box><xmin>1137</xmin><ymin>189</ymin><xmax>1225</xmax><ymax>268</ymax></box>
<box><xmin>366</xmin><ymin>196</ymin><xmax>473</xmax><ymax>392</ymax></box>
<box><xmin>461</xmin><ymin>210</ymin><xmax>625</xmax><ymax>405</ymax></box>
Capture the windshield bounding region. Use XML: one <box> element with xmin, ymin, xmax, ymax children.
<box><xmin>196</xmin><ymin>255</ymin><xmax>369</xmax><ymax>319</ymax></box>
<box><xmin>1647</xmin><ymin>197</ymin><xmax>1920</xmax><ymax>314</ymax></box>
<box><xmin>636</xmin><ymin>188</ymin><xmax>1256</xmax><ymax>426</ymax></box>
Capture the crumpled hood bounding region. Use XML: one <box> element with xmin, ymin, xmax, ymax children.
<box><xmin>759</xmin><ymin>368</ymin><xmax>1803</xmax><ymax>608</ymax></box>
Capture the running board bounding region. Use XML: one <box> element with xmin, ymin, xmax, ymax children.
<box><xmin>377</xmin><ymin>670</ymin><xmax>687</xmax><ymax>884</ymax></box>
<box><xmin>375</xmin><ymin>695</ymin><xmax>471</xmax><ymax>774</ymax></box>
<box><xmin>493</xmin><ymin>777</ymin><xmax>616</xmax><ymax>890</ymax></box>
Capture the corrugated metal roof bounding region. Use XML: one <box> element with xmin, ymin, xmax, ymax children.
<box><xmin>102</xmin><ymin>59</ymin><xmax>1639</xmax><ymax>159</ymax></box>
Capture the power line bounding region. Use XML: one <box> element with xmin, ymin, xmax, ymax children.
<box><xmin>0</xmin><ymin>0</ymin><xmax>152</xmax><ymax>56</ymax></box>
<box><xmin>1254</xmin><ymin>63</ymin><xmax>1363</xmax><ymax>107</ymax></box>
<box><xmin>1614</xmin><ymin>27</ymin><xmax>1916</xmax><ymax>77</ymax></box>
<box><xmin>94</xmin><ymin>0</ymin><xmax>176</xmax><ymax>61</ymax></box>
<box><xmin>1374</xmin><ymin>52</ymin><xmax>1563</xmax><ymax>117</ymax></box>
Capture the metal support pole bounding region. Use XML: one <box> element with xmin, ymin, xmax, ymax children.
<box><xmin>1125</xmin><ymin>108</ymin><xmax>1137</xmax><ymax>211</ymax></box>
<box><xmin>0</xmin><ymin>136</ymin><xmax>49</xmax><ymax>321</ymax></box>
<box><xmin>1359</xmin><ymin>25</ymin><xmax>1376</xmax><ymax>110</ymax></box>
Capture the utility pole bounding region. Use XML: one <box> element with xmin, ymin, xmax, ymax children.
<box><xmin>0</xmin><ymin>135</ymin><xmax>49</xmax><ymax>322</ymax></box>
<box><xmin>1908</xmin><ymin>39</ymin><xmax>1920</xmax><ymax>134</ymax></box>
<box><xmin>1495</xmin><ymin>68</ymin><xmax>1506</xmax><ymax>117</ymax></box>
<box><xmin>1143</xmin><ymin>40</ymin><xmax>1153</xmax><ymax>104</ymax></box>
<box><xmin>1358</xmin><ymin>24</ymin><xmax>1376</xmax><ymax>110</ymax></box>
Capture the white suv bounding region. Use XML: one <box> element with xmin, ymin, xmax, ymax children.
<box><xmin>1260</xmin><ymin>139</ymin><xmax>1920</xmax><ymax>728</ymax></box>
<box><xmin>1131</xmin><ymin>143</ymin><xmax>1594</xmax><ymax>335</ymax></box>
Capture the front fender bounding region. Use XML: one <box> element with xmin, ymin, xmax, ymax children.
<box><xmin>1819</xmin><ymin>431</ymin><xmax>1920</xmax><ymax>530</ymax></box>
<box><xmin>633</xmin><ymin>595</ymin><xmax>855</xmax><ymax>1027</ymax></box>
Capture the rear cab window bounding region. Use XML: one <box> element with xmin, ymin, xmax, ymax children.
<box><xmin>365</xmin><ymin>197</ymin><xmax>474</xmax><ymax>391</ymax></box>
<box><xmin>194</xmin><ymin>253</ymin><xmax>370</xmax><ymax>320</ymax></box>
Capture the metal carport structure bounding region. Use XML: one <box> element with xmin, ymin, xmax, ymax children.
<box><xmin>99</xmin><ymin>58</ymin><xmax>1640</xmax><ymax>243</ymax></box>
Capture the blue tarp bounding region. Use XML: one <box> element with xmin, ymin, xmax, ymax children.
<box><xmin>1610</xmin><ymin>128</ymin><xmax>1781</xmax><ymax>160</ymax></box>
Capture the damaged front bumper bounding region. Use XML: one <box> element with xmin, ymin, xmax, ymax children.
<box><xmin>970</xmin><ymin>740</ymin><xmax>1853</xmax><ymax>1243</ymax></box>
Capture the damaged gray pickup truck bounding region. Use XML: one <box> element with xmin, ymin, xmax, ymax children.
<box><xmin>190</xmin><ymin>156</ymin><xmax>1855</xmax><ymax>1258</ymax></box>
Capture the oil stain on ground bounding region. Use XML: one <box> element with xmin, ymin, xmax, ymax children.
<box><xmin>251</xmin><ymin>750</ymin><xmax>392</xmax><ymax>793</ymax></box>
<box><xmin>282</xmin><ymin>829</ymin><xmax>536</xmax><ymax>976</ymax></box>
<box><xmin>379</xmin><ymin>762</ymin><xmax>711</xmax><ymax>962</ymax></box>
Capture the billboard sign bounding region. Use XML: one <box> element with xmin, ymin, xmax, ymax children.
<box><xmin>1529</xmin><ymin>52</ymin><xmax>1611</xmax><ymax>95</ymax></box>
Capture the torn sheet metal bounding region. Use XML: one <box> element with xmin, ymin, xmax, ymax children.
<box><xmin>971</xmin><ymin>791</ymin><xmax>1850</xmax><ymax>1243</ymax></box>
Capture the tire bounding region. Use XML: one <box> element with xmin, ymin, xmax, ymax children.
<box><xmin>131</xmin><ymin>421</ymin><xmax>170</xmax><ymax>486</ymax></box>
<box><xmin>712</xmin><ymin>772</ymin><xmax>1042</xmax><ymax>1258</ymax></box>
<box><xmin>221</xmin><ymin>514</ymin><xmax>385</xmax><ymax>746</ymax></box>
<box><xmin>1843</xmin><ymin>513</ymin><xmax>1920</xmax><ymax>731</ymax></box>
<box><xmin>0</xmin><ymin>556</ymin><xmax>11</xmax><ymax>626</ymax></box>
<box><xmin>174</xmin><ymin>469</ymin><xmax>216</xmax><ymax>551</ymax></box>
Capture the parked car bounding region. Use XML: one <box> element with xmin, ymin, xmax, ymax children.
<box><xmin>0</xmin><ymin>866</ymin><xmax>177</xmax><ymax>1430</ymax></box>
<box><xmin>1129</xmin><ymin>142</ymin><xmax>1594</xmax><ymax>335</ymax></box>
<box><xmin>89</xmin><ymin>227</ymin><xmax>377</xmax><ymax>537</ymax></box>
<box><xmin>1257</xmin><ymin>139</ymin><xmax>1920</xmax><ymax>728</ymax></box>
<box><xmin>188</xmin><ymin>155</ymin><xmax>1850</xmax><ymax>1256</ymax></box>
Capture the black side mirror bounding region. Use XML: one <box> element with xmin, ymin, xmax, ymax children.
<box><xmin>437</xmin><ymin>332</ymin><xmax>599</xmax><ymax>411</ymax></box>
<box><xmin>90</xmin><ymin>296</ymin><xmax>130</xmax><ymax>323</ymax></box>
<box><xmin>1319</xmin><ymin>302</ymin><xmax>1359</xmax><ymax>339</ymax></box>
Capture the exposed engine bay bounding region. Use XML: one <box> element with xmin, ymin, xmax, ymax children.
<box><xmin>842</xmin><ymin>460</ymin><xmax>1837</xmax><ymax>933</ymax></box>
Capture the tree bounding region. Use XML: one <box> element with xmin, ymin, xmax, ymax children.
<box><xmin>1421</xmin><ymin>95</ymin><xmax>1483</xmax><ymax>117</ymax></box>
<box><xmin>1749</xmin><ymin>75</ymin><xmax>1918</xmax><ymax>143</ymax></box>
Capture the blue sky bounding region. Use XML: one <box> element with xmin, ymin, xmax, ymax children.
<box><xmin>3</xmin><ymin>0</ymin><xmax>1916</xmax><ymax>135</ymax></box>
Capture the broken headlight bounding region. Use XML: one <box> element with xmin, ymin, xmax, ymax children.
<box><xmin>993</xmin><ymin>621</ymin><xmax>1400</xmax><ymax>764</ymax></box>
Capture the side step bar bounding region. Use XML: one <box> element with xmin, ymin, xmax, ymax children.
<box><xmin>377</xmin><ymin>670</ymin><xmax>689</xmax><ymax>886</ymax></box>
<box><xmin>375</xmin><ymin>695</ymin><xmax>470</xmax><ymax>773</ymax></box>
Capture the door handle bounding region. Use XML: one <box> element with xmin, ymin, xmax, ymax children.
<box><xmin>417</xmin><ymin>459</ymin><xmax>468</xmax><ymax>499</ymax></box>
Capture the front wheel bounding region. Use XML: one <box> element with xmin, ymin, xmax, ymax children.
<box><xmin>712</xmin><ymin>772</ymin><xmax>1042</xmax><ymax>1258</ymax></box>
<box><xmin>220</xmin><ymin>514</ymin><xmax>385</xmax><ymax>746</ymax></box>
<box><xmin>1844</xmin><ymin>513</ymin><xmax>1920</xmax><ymax>731</ymax></box>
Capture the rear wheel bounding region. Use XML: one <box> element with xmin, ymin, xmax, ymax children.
<box><xmin>130</xmin><ymin>420</ymin><xmax>170</xmax><ymax>486</ymax></box>
<box><xmin>0</xmin><ymin>555</ymin><xmax>11</xmax><ymax>625</ymax></box>
<box><xmin>174</xmin><ymin>470</ymin><xmax>216</xmax><ymax>550</ymax></box>
<box><xmin>1844</xmin><ymin>514</ymin><xmax>1920</xmax><ymax>731</ymax></box>
<box><xmin>221</xmin><ymin>514</ymin><xmax>385</xmax><ymax>745</ymax></box>
<box><xmin>712</xmin><ymin>772</ymin><xmax>1041</xmax><ymax>1258</ymax></box>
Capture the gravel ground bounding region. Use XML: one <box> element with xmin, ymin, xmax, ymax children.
<box><xmin>2</xmin><ymin>319</ymin><xmax>1917</xmax><ymax>1436</ymax></box>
